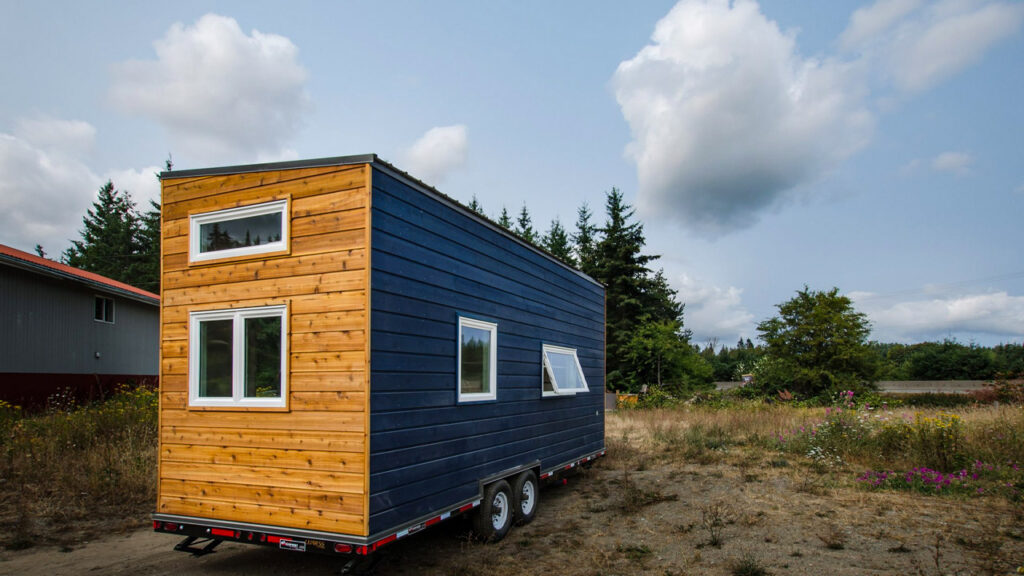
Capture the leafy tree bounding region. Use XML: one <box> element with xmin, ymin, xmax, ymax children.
<box><xmin>468</xmin><ymin>194</ymin><xmax>485</xmax><ymax>215</ymax></box>
<box><xmin>754</xmin><ymin>286</ymin><xmax>877</xmax><ymax>398</ymax></box>
<box><xmin>904</xmin><ymin>339</ymin><xmax>995</xmax><ymax>380</ymax></box>
<box><xmin>497</xmin><ymin>206</ymin><xmax>512</xmax><ymax>229</ymax></box>
<box><xmin>541</xmin><ymin>218</ymin><xmax>575</xmax><ymax>266</ymax></box>
<box><xmin>624</xmin><ymin>318</ymin><xmax>712</xmax><ymax>393</ymax></box>
<box><xmin>515</xmin><ymin>204</ymin><xmax>537</xmax><ymax>243</ymax></box>
<box><xmin>702</xmin><ymin>340</ymin><xmax>764</xmax><ymax>382</ymax></box>
<box><xmin>572</xmin><ymin>202</ymin><xmax>598</xmax><ymax>276</ymax></box>
<box><xmin>994</xmin><ymin>343</ymin><xmax>1024</xmax><ymax>375</ymax></box>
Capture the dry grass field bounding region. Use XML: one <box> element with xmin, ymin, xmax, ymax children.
<box><xmin>0</xmin><ymin>392</ymin><xmax>1022</xmax><ymax>575</ymax></box>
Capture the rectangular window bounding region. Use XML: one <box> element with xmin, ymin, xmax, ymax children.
<box><xmin>94</xmin><ymin>296</ymin><xmax>114</xmax><ymax>323</ymax></box>
<box><xmin>458</xmin><ymin>317</ymin><xmax>497</xmax><ymax>402</ymax></box>
<box><xmin>189</xmin><ymin>200</ymin><xmax>288</xmax><ymax>263</ymax></box>
<box><xmin>542</xmin><ymin>344</ymin><xmax>589</xmax><ymax>397</ymax></box>
<box><xmin>189</xmin><ymin>305</ymin><xmax>287</xmax><ymax>407</ymax></box>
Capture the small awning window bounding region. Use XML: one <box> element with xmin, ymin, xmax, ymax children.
<box><xmin>542</xmin><ymin>344</ymin><xmax>589</xmax><ymax>397</ymax></box>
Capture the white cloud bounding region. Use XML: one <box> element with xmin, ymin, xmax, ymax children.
<box><xmin>402</xmin><ymin>125</ymin><xmax>469</xmax><ymax>185</ymax></box>
<box><xmin>675</xmin><ymin>274</ymin><xmax>755</xmax><ymax>345</ymax></box>
<box><xmin>14</xmin><ymin>116</ymin><xmax>96</xmax><ymax>156</ymax></box>
<box><xmin>931</xmin><ymin>151</ymin><xmax>972</xmax><ymax>175</ymax></box>
<box><xmin>0</xmin><ymin>132</ymin><xmax>101</xmax><ymax>255</ymax></box>
<box><xmin>613</xmin><ymin>0</ymin><xmax>873</xmax><ymax>234</ymax></box>
<box><xmin>110</xmin><ymin>13</ymin><xmax>310</xmax><ymax>164</ymax></box>
<box><xmin>104</xmin><ymin>166</ymin><xmax>163</xmax><ymax>208</ymax></box>
<box><xmin>852</xmin><ymin>291</ymin><xmax>1024</xmax><ymax>342</ymax></box>
<box><xmin>841</xmin><ymin>0</ymin><xmax>1024</xmax><ymax>93</ymax></box>
<box><xmin>0</xmin><ymin>118</ymin><xmax>164</xmax><ymax>256</ymax></box>
<box><xmin>841</xmin><ymin>0</ymin><xmax>924</xmax><ymax>49</ymax></box>
<box><xmin>893</xmin><ymin>1</ymin><xmax>1024</xmax><ymax>93</ymax></box>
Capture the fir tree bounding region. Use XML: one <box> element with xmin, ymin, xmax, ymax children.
<box><xmin>136</xmin><ymin>200</ymin><xmax>161</xmax><ymax>293</ymax></box>
<box><xmin>591</xmin><ymin>188</ymin><xmax>686</xmax><ymax>390</ymax></box>
<box><xmin>541</xmin><ymin>218</ymin><xmax>575</xmax><ymax>266</ymax></box>
<box><xmin>497</xmin><ymin>206</ymin><xmax>513</xmax><ymax>229</ymax></box>
<box><xmin>63</xmin><ymin>181</ymin><xmax>143</xmax><ymax>284</ymax></box>
<box><xmin>515</xmin><ymin>204</ymin><xmax>536</xmax><ymax>243</ymax></box>
<box><xmin>63</xmin><ymin>180</ymin><xmax>161</xmax><ymax>293</ymax></box>
<box><xmin>468</xmin><ymin>194</ymin><xmax>485</xmax><ymax>215</ymax></box>
<box><xmin>572</xmin><ymin>202</ymin><xmax>598</xmax><ymax>276</ymax></box>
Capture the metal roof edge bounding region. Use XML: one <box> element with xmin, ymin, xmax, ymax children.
<box><xmin>159</xmin><ymin>154</ymin><xmax>378</xmax><ymax>180</ymax></box>
<box><xmin>0</xmin><ymin>253</ymin><xmax>159</xmax><ymax>306</ymax></box>
<box><xmin>157</xmin><ymin>153</ymin><xmax>603</xmax><ymax>289</ymax></box>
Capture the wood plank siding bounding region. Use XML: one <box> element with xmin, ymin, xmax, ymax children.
<box><xmin>367</xmin><ymin>167</ymin><xmax>605</xmax><ymax>534</ymax></box>
<box><xmin>158</xmin><ymin>163</ymin><xmax>372</xmax><ymax>536</ymax></box>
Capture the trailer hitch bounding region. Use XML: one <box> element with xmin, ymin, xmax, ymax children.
<box><xmin>174</xmin><ymin>535</ymin><xmax>222</xmax><ymax>556</ymax></box>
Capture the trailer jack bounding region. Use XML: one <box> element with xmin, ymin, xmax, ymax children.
<box><xmin>340</xmin><ymin>553</ymin><xmax>381</xmax><ymax>575</ymax></box>
<box><xmin>174</xmin><ymin>535</ymin><xmax>222</xmax><ymax>556</ymax></box>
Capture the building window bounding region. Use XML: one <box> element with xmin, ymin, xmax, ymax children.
<box><xmin>541</xmin><ymin>344</ymin><xmax>589</xmax><ymax>397</ymax></box>
<box><xmin>94</xmin><ymin>296</ymin><xmax>115</xmax><ymax>323</ymax></box>
<box><xmin>458</xmin><ymin>317</ymin><xmax>497</xmax><ymax>402</ymax></box>
<box><xmin>189</xmin><ymin>305</ymin><xmax>287</xmax><ymax>408</ymax></box>
<box><xmin>189</xmin><ymin>200</ymin><xmax>288</xmax><ymax>263</ymax></box>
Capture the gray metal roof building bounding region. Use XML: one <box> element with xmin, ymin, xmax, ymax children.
<box><xmin>0</xmin><ymin>243</ymin><xmax>159</xmax><ymax>407</ymax></box>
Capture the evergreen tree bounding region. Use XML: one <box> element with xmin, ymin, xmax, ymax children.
<box><xmin>541</xmin><ymin>218</ymin><xmax>575</xmax><ymax>266</ymax></box>
<box><xmin>63</xmin><ymin>180</ymin><xmax>161</xmax><ymax>293</ymax></box>
<box><xmin>572</xmin><ymin>202</ymin><xmax>598</xmax><ymax>276</ymax></box>
<box><xmin>515</xmin><ymin>204</ymin><xmax>536</xmax><ymax>243</ymax></box>
<box><xmin>497</xmin><ymin>206</ymin><xmax>513</xmax><ymax>229</ymax></box>
<box><xmin>468</xmin><ymin>194</ymin><xmax>485</xmax><ymax>215</ymax></box>
<box><xmin>136</xmin><ymin>199</ymin><xmax>161</xmax><ymax>293</ymax></box>
<box><xmin>64</xmin><ymin>181</ymin><xmax>143</xmax><ymax>284</ymax></box>
<box><xmin>591</xmin><ymin>188</ymin><xmax>684</xmax><ymax>390</ymax></box>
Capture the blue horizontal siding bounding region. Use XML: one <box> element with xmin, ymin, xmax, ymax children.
<box><xmin>368</xmin><ymin>167</ymin><xmax>604</xmax><ymax>534</ymax></box>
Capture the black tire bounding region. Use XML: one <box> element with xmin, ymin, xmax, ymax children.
<box><xmin>472</xmin><ymin>480</ymin><xmax>513</xmax><ymax>543</ymax></box>
<box><xmin>511</xmin><ymin>470</ymin><xmax>539</xmax><ymax>526</ymax></box>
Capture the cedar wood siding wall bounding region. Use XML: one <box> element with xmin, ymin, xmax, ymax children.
<box><xmin>368</xmin><ymin>168</ymin><xmax>605</xmax><ymax>534</ymax></box>
<box><xmin>157</xmin><ymin>164</ymin><xmax>372</xmax><ymax>536</ymax></box>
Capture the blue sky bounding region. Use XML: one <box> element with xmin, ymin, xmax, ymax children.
<box><xmin>2</xmin><ymin>0</ymin><xmax>1022</xmax><ymax>347</ymax></box>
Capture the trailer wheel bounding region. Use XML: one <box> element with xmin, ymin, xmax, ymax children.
<box><xmin>511</xmin><ymin>470</ymin><xmax>539</xmax><ymax>526</ymax></box>
<box><xmin>473</xmin><ymin>480</ymin><xmax>513</xmax><ymax>542</ymax></box>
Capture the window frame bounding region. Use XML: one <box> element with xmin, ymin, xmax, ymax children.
<box><xmin>541</xmin><ymin>344</ymin><xmax>589</xmax><ymax>397</ymax></box>
<box><xmin>188</xmin><ymin>304</ymin><xmax>288</xmax><ymax>408</ymax></box>
<box><xmin>94</xmin><ymin>295</ymin><xmax>115</xmax><ymax>324</ymax></box>
<box><xmin>189</xmin><ymin>199</ymin><xmax>289</xmax><ymax>264</ymax></box>
<box><xmin>457</xmin><ymin>316</ymin><xmax>498</xmax><ymax>403</ymax></box>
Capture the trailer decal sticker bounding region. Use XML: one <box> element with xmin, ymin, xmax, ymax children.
<box><xmin>278</xmin><ymin>538</ymin><xmax>306</xmax><ymax>552</ymax></box>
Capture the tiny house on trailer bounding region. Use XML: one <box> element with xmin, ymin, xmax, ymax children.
<box><xmin>153</xmin><ymin>155</ymin><xmax>606</xmax><ymax>556</ymax></box>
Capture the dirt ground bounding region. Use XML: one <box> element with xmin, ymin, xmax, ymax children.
<box><xmin>1</xmin><ymin>452</ymin><xmax>1021</xmax><ymax>576</ymax></box>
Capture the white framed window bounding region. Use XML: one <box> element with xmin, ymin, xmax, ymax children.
<box><xmin>189</xmin><ymin>305</ymin><xmax>287</xmax><ymax>408</ymax></box>
<box><xmin>94</xmin><ymin>296</ymin><xmax>115</xmax><ymax>323</ymax></box>
<box><xmin>458</xmin><ymin>317</ymin><xmax>497</xmax><ymax>403</ymax></box>
<box><xmin>189</xmin><ymin>200</ymin><xmax>288</xmax><ymax>263</ymax></box>
<box><xmin>541</xmin><ymin>344</ymin><xmax>589</xmax><ymax>397</ymax></box>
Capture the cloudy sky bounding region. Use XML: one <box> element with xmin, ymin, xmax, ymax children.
<box><xmin>2</xmin><ymin>0</ymin><xmax>1022</xmax><ymax>347</ymax></box>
